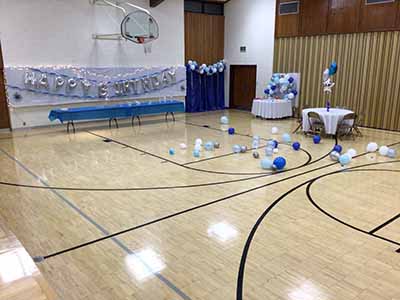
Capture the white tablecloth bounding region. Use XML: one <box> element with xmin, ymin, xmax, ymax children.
<box><xmin>251</xmin><ymin>99</ymin><xmax>292</xmax><ymax>119</ymax></box>
<box><xmin>302</xmin><ymin>108</ymin><xmax>354</xmax><ymax>135</ymax></box>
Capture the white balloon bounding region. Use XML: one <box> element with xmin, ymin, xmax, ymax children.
<box><xmin>195</xmin><ymin>138</ymin><xmax>203</xmax><ymax>146</ymax></box>
<box><xmin>347</xmin><ymin>148</ymin><xmax>357</xmax><ymax>158</ymax></box>
<box><xmin>366</xmin><ymin>142</ymin><xmax>378</xmax><ymax>153</ymax></box>
<box><xmin>194</xmin><ymin>144</ymin><xmax>201</xmax><ymax>151</ymax></box>
<box><xmin>179</xmin><ymin>143</ymin><xmax>187</xmax><ymax>150</ymax></box>
<box><xmin>288</xmin><ymin>93</ymin><xmax>295</xmax><ymax>100</ymax></box>
<box><xmin>273</xmin><ymin>148</ymin><xmax>279</xmax><ymax>154</ymax></box>
<box><xmin>323</xmin><ymin>68</ymin><xmax>330</xmax><ymax>81</ymax></box>
<box><xmin>271</xmin><ymin>127</ymin><xmax>279</xmax><ymax>134</ymax></box>
<box><xmin>379</xmin><ymin>146</ymin><xmax>389</xmax><ymax>156</ymax></box>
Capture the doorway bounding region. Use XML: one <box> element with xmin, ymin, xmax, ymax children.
<box><xmin>229</xmin><ymin>65</ymin><xmax>256</xmax><ymax>110</ymax></box>
<box><xmin>0</xmin><ymin>41</ymin><xmax>11</xmax><ymax>129</ymax></box>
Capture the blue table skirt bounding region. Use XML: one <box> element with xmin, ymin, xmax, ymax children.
<box><xmin>49</xmin><ymin>100</ymin><xmax>185</xmax><ymax>123</ymax></box>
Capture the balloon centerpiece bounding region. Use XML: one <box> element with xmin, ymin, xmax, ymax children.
<box><xmin>323</xmin><ymin>61</ymin><xmax>338</xmax><ymax>111</ymax></box>
<box><xmin>264</xmin><ymin>73</ymin><xmax>298</xmax><ymax>101</ymax></box>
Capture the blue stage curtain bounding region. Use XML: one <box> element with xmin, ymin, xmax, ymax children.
<box><xmin>186</xmin><ymin>68</ymin><xmax>225</xmax><ymax>113</ymax></box>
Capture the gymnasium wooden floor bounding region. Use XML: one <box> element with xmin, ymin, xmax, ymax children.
<box><xmin>0</xmin><ymin>110</ymin><xmax>399</xmax><ymax>300</ymax></box>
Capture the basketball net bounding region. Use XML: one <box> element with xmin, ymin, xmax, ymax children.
<box><xmin>143</xmin><ymin>43</ymin><xmax>152</xmax><ymax>55</ymax></box>
<box><xmin>137</xmin><ymin>36</ymin><xmax>152</xmax><ymax>55</ymax></box>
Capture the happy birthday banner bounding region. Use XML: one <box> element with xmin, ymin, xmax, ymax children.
<box><xmin>4</xmin><ymin>66</ymin><xmax>187</xmax><ymax>107</ymax></box>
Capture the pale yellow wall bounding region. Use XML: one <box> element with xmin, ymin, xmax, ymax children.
<box><xmin>274</xmin><ymin>31</ymin><xmax>400</xmax><ymax>131</ymax></box>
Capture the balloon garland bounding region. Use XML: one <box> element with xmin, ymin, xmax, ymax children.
<box><xmin>187</xmin><ymin>60</ymin><xmax>225</xmax><ymax>75</ymax></box>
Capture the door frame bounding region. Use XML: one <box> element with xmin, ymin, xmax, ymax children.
<box><xmin>0</xmin><ymin>40</ymin><xmax>11</xmax><ymax>130</ymax></box>
<box><xmin>229</xmin><ymin>64</ymin><xmax>257</xmax><ymax>109</ymax></box>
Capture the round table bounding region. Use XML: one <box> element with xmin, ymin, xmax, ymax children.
<box><xmin>251</xmin><ymin>99</ymin><xmax>292</xmax><ymax>119</ymax></box>
<box><xmin>302</xmin><ymin>108</ymin><xmax>354</xmax><ymax>135</ymax></box>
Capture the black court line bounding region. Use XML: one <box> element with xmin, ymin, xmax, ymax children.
<box><xmin>0</xmin><ymin>123</ymin><xmax>339</xmax><ymax>191</ymax></box>
<box><xmin>369</xmin><ymin>213</ymin><xmax>400</xmax><ymax>234</ymax></box>
<box><xmin>307</xmin><ymin>169</ymin><xmax>400</xmax><ymax>248</ymax></box>
<box><xmin>236</xmin><ymin>164</ymin><xmax>400</xmax><ymax>300</ymax></box>
<box><xmin>86</xmin><ymin>130</ymin><xmax>313</xmax><ymax>176</ymax></box>
<box><xmin>36</xmin><ymin>142</ymin><xmax>399</xmax><ymax>261</ymax></box>
<box><xmin>0</xmin><ymin>148</ymin><xmax>192</xmax><ymax>300</ymax></box>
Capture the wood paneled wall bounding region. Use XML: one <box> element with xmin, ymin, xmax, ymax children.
<box><xmin>0</xmin><ymin>42</ymin><xmax>10</xmax><ymax>129</ymax></box>
<box><xmin>274</xmin><ymin>32</ymin><xmax>400</xmax><ymax>131</ymax></box>
<box><xmin>276</xmin><ymin>0</ymin><xmax>400</xmax><ymax>37</ymax></box>
<box><xmin>184</xmin><ymin>12</ymin><xmax>224</xmax><ymax>64</ymax></box>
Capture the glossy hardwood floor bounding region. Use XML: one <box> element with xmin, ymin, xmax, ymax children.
<box><xmin>0</xmin><ymin>110</ymin><xmax>399</xmax><ymax>300</ymax></box>
<box><xmin>0</xmin><ymin>217</ymin><xmax>56</xmax><ymax>300</ymax></box>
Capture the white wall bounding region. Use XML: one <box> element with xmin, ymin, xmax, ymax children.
<box><xmin>0</xmin><ymin>0</ymin><xmax>184</xmax><ymax>128</ymax></box>
<box><xmin>224</xmin><ymin>0</ymin><xmax>276</xmax><ymax>107</ymax></box>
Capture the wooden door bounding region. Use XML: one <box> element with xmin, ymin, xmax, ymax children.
<box><xmin>229</xmin><ymin>65</ymin><xmax>256</xmax><ymax>111</ymax></box>
<box><xmin>0</xmin><ymin>41</ymin><xmax>10</xmax><ymax>129</ymax></box>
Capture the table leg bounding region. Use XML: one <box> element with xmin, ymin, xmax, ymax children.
<box><xmin>131</xmin><ymin>116</ymin><xmax>142</xmax><ymax>127</ymax></box>
<box><xmin>67</xmin><ymin>121</ymin><xmax>76</xmax><ymax>134</ymax></box>
<box><xmin>109</xmin><ymin>118</ymin><xmax>119</xmax><ymax>129</ymax></box>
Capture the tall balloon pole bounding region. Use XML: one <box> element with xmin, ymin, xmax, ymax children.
<box><xmin>322</xmin><ymin>61</ymin><xmax>337</xmax><ymax>112</ymax></box>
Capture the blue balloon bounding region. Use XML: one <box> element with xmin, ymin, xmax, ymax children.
<box><xmin>339</xmin><ymin>154</ymin><xmax>351</xmax><ymax>166</ymax></box>
<box><xmin>273</xmin><ymin>140</ymin><xmax>279</xmax><ymax>148</ymax></box>
<box><xmin>293</xmin><ymin>90</ymin><xmax>298</xmax><ymax>96</ymax></box>
<box><xmin>288</xmin><ymin>77</ymin><xmax>294</xmax><ymax>83</ymax></box>
<box><xmin>273</xmin><ymin>157</ymin><xmax>286</xmax><ymax>170</ymax></box>
<box><xmin>233</xmin><ymin>144</ymin><xmax>241</xmax><ymax>153</ymax></box>
<box><xmin>271</xmin><ymin>85</ymin><xmax>277</xmax><ymax>91</ymax></box>
<box><xmin>333</xmin><ymin>145</ymin><xmax>342</xmax><ymax>153</ymax></box>
<box><xmin>264</xmin><ymin>88</ymin><xmax>270</xmax><ymax>95</ymax></box>
<box><xmin>169</xmin><ymin>148</ymin><xmax>175</xmax><ymax>155</ymax></box>
<box><xmin>292</xmin><ymin>142</ymin><xmax>301</xmax><ymax>151</ymax></box>
<box><xmin>313</xmin><ymin>135</ymin><xmax>321</xmax><ymax>144</ymax></box>
<box><xmin>282</xmin><ymin>133</ymin><xmax>291</xmax><ymax>144</ymax></box>
<box><xmin>261</xmin><ymin>158</ymin><xmax>274</xmax><ymax>170</ymax></box>
<box><xmin>193</xmin><ymin>149</ymin><xmax>200</xmax><ymax>158</ymax></box>
<box><xmin>329</xmin><ymin>62</ymin><xmax>338</xmax><ymax>75</ymax></box>
<box><xmin>228</xmin><ymin>127</ymin><xmax>235</xmax><ymax>135</ymax></box>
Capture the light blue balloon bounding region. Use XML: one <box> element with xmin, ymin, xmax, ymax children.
<box><xmin>252</xmin><ymin>140</ymin><xmax>259</xmax><ymax>149</ymax></box>
<box><xmin>220</xmin><ymin>116</ymin><xmax>229</xmax><ymax>124</ymax></box>
<box><xmin>267</xmin><ymin>140</ymin><xmax>275</xmax><ymax>148</ymax></box>
<box><xmin>233</xmin><ymin>145</ymin><xmax>241</xmax><ymax>153</ymax></box>
<box><xmin>261</xmin><ymin>158</ymin><xmax>274</xmax><ymax>170</ymax></box>
<box><xmin>193</xmin><ymin>149</ymin><xmax>200</xmax><ymax>158</ymax></box>
<box><xmin>205</xmin><ymin>142</ymin><xmax>214</xmax><ymax>151</ymax></box>
<box><xmin>282</xmin><ymin>133</ymin><xmax>291</xmax><ymax>144</ymax></box>
<box><xmin>190</xmin><ymin>64</ymin><xmax>195</xmax><ymax>71</ymax></box>
<box><xmin>265</xmin><ymin>146</ymin><xmax>274</xmax><ymax>157</ymax></box>
<box><xmin>387</xmin><ymin>148</ymin><xmax>397</xmax><ymax>158</ymax></box>
<box><xmin>339</xmin><ymin>154</ymin><xmax>351</xmax><ymax>166</ymax></box>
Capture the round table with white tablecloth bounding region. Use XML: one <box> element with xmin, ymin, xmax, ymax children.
<box><xmin>251</xmin><ymin>99</ymin><xmax>293</xmax><ymax>119</ymax></box>
<box><xmin>302</xmin><ymin>108</ymin><xmax>354</xmax><ymax>135</ymax></box>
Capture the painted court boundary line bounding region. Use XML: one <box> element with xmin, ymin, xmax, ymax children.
<box><xmin>236</xmin><ymin>165</ymin><xmax>400</xmax><ymax>300</ymax></box>
<box><xmin>0</xmin><ymin>148</ymin><xmax>192</xmax><ymax>300</ymax></box>
<box><xmin>369</xmin><ymin>213</ymin><xmax>400</xmax><ymax>234</ymax></box>
<box><xmin>35</xmin><ymin>140</ymin><xmax>400</xmax><ymax>260</ymax></box>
